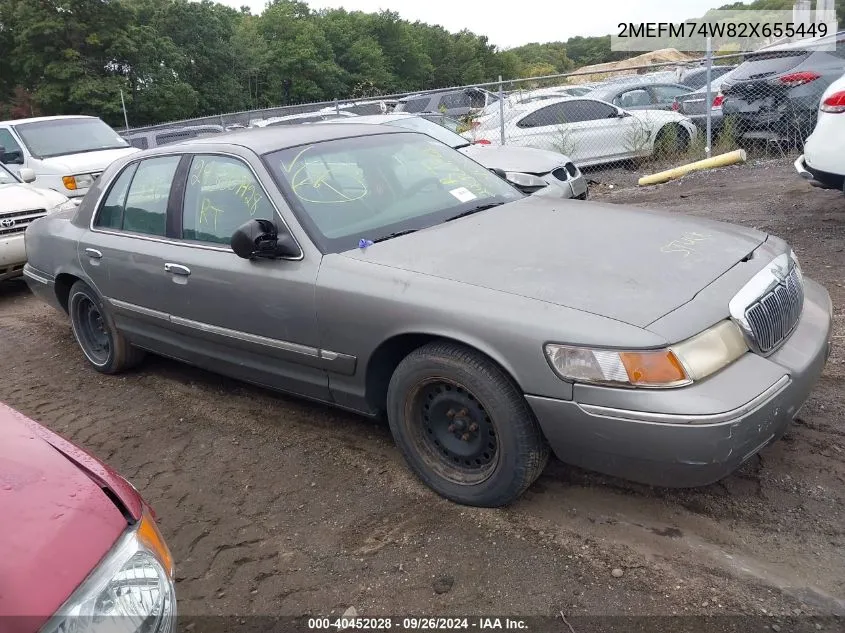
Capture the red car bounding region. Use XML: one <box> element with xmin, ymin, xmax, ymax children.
<box><xmin>0</xmin><ymin>402</ymin><xmax>176</xmax><ymax>633</ymax></box>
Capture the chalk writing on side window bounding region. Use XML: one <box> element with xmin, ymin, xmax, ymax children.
<box><xmin>190</xmin><ymin>158</ymin><xmax>265</xmax><ymax>215</ymax></box>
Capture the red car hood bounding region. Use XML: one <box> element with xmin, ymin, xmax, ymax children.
<box><xmin>0</xmin><ymin>403</ymin><xmax>142</xmax><ymax>628</ymax></box>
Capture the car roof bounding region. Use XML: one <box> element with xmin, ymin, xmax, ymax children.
<box><xmin>176</xmin><ymin>123</ymin><xmax>405</xmax><ymax>154</ymax></box>
<box><xmin>321</xmin><ymin>113</ymin><xmax>417</xmax><ymax>124</ymax></box>
<box><xmin>2</xmin><ymin>114</ymin><xmax>97</xmax><ymax>126</ymax></box>
<box><xmin>756</xmin><ymin>30</ymin><xmax>845</xmax><ymax>53</ymax></box>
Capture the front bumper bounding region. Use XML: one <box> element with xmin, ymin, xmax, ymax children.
<box><xmin>0</xmin><ymin>234</ymin><xmax>27</xmax><ymax>281</ymax></box>
<box><xmin>531</xmin><ymin>171</ymin><xmax>589</xmax><ymax>200</ymax></box>
<box><xmin>526</xmin><ymin>277</ymin><xmax>833</xmax><ymax>488</ymax></box>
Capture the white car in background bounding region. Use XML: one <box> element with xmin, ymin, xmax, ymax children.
<box><xmin>0</xmin><ymin>163</ymin><xmax>76</xmax><ymax>281</ymax></box>
<box><xmin>795</xmin><ymin>72</ymin><xmax>845</xmax><ymax>194</ymax></box>
<box><xmin>0</xmin><ymin>115</ymin><xmax>139</xmax><ymax>204</ymax></box>
<box><xmin>469</xmin><ymin>96</ymin><xmax>698</xmax><ymax>168</ymax></box>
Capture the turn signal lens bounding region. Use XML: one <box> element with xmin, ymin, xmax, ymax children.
<box><xmin>618</xmin><ymin>350</ymin><xmax>688</xmax><ymax>386</ymax></box>
<box><xmin>137</xmin><ymin>509</ymin><xmax>174</xmax><ymax>578</ymax></box>
<box><xmin>62</xmin><ymin>176</ymin><xmax>78</xmax><ymax>190</ymax></box>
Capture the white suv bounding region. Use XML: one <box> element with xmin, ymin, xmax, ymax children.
<box><xmin>795</xmin><ymin>71</ymin><xmax>845</xmax><ymax>194</ymax></box>
<box><xmin>0</xmin><ymin>115</ymin><xmax>139</xmax><ymax>205</ymax></box>
<box><xmin>0</xmin><ymin>163</ymin><xmax>76</xmax><ymax>281</ymax></box>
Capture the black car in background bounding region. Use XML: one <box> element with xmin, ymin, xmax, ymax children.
<box><xmin>721</xmin><ymin>32</ymin><xmax>845</xmax><ymax>143</ymax></box>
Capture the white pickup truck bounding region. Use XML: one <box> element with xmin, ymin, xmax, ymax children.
<box><xmin>0</xmin><ymin>115</ymin><xmax>139</xmax><ymax>205</ymax></box>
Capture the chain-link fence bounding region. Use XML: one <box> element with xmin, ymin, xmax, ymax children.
<box><xmin>121</xmin><ymin>34</ymin><xmax>845</xmax><ymax>172</ymax></box>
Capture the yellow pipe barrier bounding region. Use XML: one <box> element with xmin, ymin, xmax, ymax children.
<box><xmin>638</xmin><ymin>149</ymin><xmax>747</xmax><ymax>186</ymax></box>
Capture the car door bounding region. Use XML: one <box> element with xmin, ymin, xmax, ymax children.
<box><xmin>149</xmin><ymin>152</ymin><xmax>330</xmax><ymax>401</ymax></box>
<box><xmin>509</xmin><ymin>102</ymin><xmax>584</xmax><ymax>159</ymax></box>
<box><xmin>79</xmin><ymin>154</ymin><xmax>184</xmax><ymax>346</ymax></box>
<box><xmin>563</xmin><ymin>99</ymin><xmax>646</xmax><ymax>164</ymax></box>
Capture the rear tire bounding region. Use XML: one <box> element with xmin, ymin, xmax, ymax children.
<box><xmin>68</xmin><ymin>281</ymin><xmax>145</xmax><ymax>374</ymax></box>
<box><xmin>386</xmin><ymin>341</ymin><xmax>549</xmax><ymax>507</ymax></box>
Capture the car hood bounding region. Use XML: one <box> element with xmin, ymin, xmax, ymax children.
<box><xmin>459</xmin><ymin>144</ymin><xmax>571</xmax><ymax>174</ymax></box>
<box><xmin>342</xmin><ymin>197</ymin><xmax>767</xmax><ymax>328</ymax></box>
<box><xmin>0</xmin><ymin>182</ymin><xmax>68</xmax><ymax>213</ymax></box>
<box><xmin>0</xmin><ymin>403</ymin><xmax>139</xmax><ymax>625</ymax></box>
<box><xmin>38</xmin><ymin>147</ymin><xmax>139</xmax><ymax>173</ymax></box>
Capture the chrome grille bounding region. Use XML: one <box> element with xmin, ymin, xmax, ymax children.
<box><xmin>565</xmin><ymin>162</ymin><xmax>578</xmax><ymax>177</ymax></box>
<box><xmin>744</xmin><ymin>265</ymin><xmax>804</xmax><ymax>354</ymax></box>
<box><xmin>0</xmin><ymin>208</ymin><xmax>46</xmax><ymax>236</ymax></box>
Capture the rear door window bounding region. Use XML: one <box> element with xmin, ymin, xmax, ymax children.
<box><xmin>122</xmin><ymin>156</ymin><xmax>181</xmax><ymax>236</ymax></box>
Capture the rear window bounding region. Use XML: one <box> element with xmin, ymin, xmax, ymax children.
<box><xmin>729</xmin><ymin>51</ymin><xmax>809</xmax><ymax>80</ymax></box>
<box><xmin>396</xmin><ymin>98</ymin><xmax>430</xmax><ymax>113</ymax></box>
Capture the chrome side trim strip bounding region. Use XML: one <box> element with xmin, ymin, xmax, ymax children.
<box><xmin>576</xmin><ymin>375</ymin><xmax>790</xmax><ymax>426</ymax></box>
<box><xmin>170</xmin><ymin>315</ymin><xmax>320</xmax><ymax>357</ymax></box>
<box><xmin>22</xmin><ymin>266</ymin><xmax>52</xmax><ymax>285</ymax></box>
<box><xmin>109</xmin><ymin>297</ymin><xmax>357</xmax><ymax>372</ymax></box>
<box><xmin>109</xmin><ymin>298</ymin><xmax>170</xmax><ymax>322</ymax></box>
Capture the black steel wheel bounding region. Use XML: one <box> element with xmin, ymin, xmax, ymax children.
<box><xmin>68</xmin><ymin>281</ymin><xmax>145</xmax><ymax>374</ymax></box>
<box><xmin>387</xmin><ymin>341</ymin><xmax>549</xmax><ymax>507</ymax></box>
<box><xmin>412</xmin><ymin>378</ymin><xmax>499</xmax><ymax>485</ymax></box>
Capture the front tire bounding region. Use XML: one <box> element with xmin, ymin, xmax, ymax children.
<box><xmin>654</xmin><ymin>123</ymin><xmax>690</xmax><ymax>157</ymax></box>
<box><xmin>68</xmin><ymin>281</ymin><xmax>145</xmax><ymax>374</ymax></box>
<box><xmin>386</xmin><ymin>341</ymin><xmax>549</xmax><ymax>507</ymax></box>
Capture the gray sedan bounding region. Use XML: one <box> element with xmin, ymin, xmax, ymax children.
<box><xmin>23</xmin><ymin>125</ymin><xmax>833</xmax><ymax>507</ymax></box>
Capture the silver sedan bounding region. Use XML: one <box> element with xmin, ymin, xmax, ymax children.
<box><xmin>23</xmin><ymin>124</ymin><xmax>832</xmax><ymax>507</ymax></box>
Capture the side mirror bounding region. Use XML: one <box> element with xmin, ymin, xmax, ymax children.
<box><xmin>19</xmin><ymin>168</ymin><xmax>36</xmax><ymax>183</ymax></box>
<box><xmin>231</xmin><ymin>218</ymin><xmax>300</xmax><ymax>260</ymax></box>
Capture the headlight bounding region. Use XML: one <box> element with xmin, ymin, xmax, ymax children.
<box><xmin>49</xmin><ymin>199</ymin><xmax>79</xmax><ymax>214</ymax></box>
<box><xmin>504</xmin><ymin>171</ymin><xmax>547</xmax><ymax>193</ymax></box>
<box><xmin>62</xmin><ymin>174</ymin><xmax>95</xmax><ymax>191</ymax></box>
<box><xmin>41</xmin><ymin>509</ymin><xmax>176</xmax><ymax>633</ymax></box>
<box><xmin>544</xmin><ymin>320</ymin><xmax>748</xmax><ymax>388</ymax></box>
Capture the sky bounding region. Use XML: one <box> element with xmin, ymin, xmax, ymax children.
<box><xmin>218</xmin><ymin>0</ymin><xmax>745</xmax><ymax>49</ymax></box>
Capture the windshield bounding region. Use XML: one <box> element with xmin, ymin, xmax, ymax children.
<box><xmin>0</xmin><ymin>162</ymin><xmax>19</xmax><ymax>185</ymax></box>
<box><xmin>264</xmin><ymin>132</ymin><xmax>522</xmax><ymax>253</ymax></box>
<box><xmin>384</xmin><ymin>116</ymin><xmax>468</xmax><ymax>148</ymax></box>
<box><xmin>14</xmin><ymin>118</ymin><xmax>130</xmax><ymax>159</ymax></box>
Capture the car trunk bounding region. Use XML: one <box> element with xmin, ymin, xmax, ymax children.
<box><xmin>722</xmin><ymin>51</ymin><xmax>810</xmax><ymax>102</ymax></box>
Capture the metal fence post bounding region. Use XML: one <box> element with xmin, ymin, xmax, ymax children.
<box><xmin>335</xmin><ymin>98</ymin><xmax>340</xmax><ymax>115</ymax></box>
<box><xmin>498</xmin><ymin>75</ymin><xmax>505</xmax><ymax>146</ymax></box>
<box><xmin>705</xmin><ymin>36</ymin><xmax>713</xmax><ymax>159</ymax></box>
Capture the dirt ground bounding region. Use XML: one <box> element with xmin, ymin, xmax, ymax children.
<box><xmin>1</xmin><ymin>158</ymin><xmax>844</xmax><ymax>630</ymax></box>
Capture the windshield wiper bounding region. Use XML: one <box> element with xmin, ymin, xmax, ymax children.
<box><xmin>445</xmin><ymin>202</ymin><xmax>504</xmax><ymax>223</ymax></box>
<box><xmin>372</xmin><ymin>228</ymin><xmax>419</xmax><ymax>243</ymax></box>
<box><xmin>454</xmin><ymin>142</ymin><xmax>472</xmax><ymax>149</ymax></box>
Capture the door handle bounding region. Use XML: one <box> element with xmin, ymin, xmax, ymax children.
<box><xmin>164</xmin><ymin>263</ymin><xmax>191</xmax><ymax>276</ymax></box>
<box><xmin>84</xmin><ymin>248</ymin><xmax>102</xmax><ymax>259</ymax></box>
